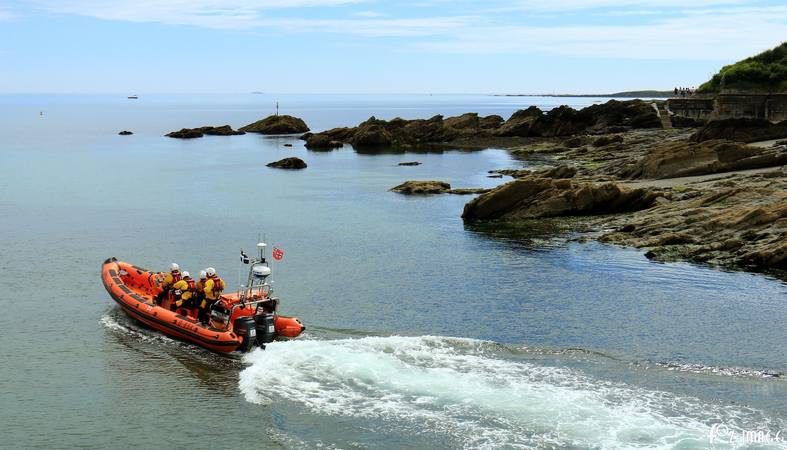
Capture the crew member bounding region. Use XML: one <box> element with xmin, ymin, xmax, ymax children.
<box><xmin>171</xmin><ymin>271</ymin><xmax>196</xmax><ymax>312</ymax></box>
<box><xmin>201</xmin><ymin>267</ymin><xmax>225</xmax><ymax>322</ymax></box>
<box><xmin>196</xmin><ymin>270</ymin><xmax>209</xmax><ymax>322</ymax></box>
<box><xmin>156</xmin><ymin>263</ymin><xmax>181</xmax><ymax>305</ymax></box>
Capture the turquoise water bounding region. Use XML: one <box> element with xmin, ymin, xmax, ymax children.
<box><xmin>0</xmin><ymin>94</ymin><xmax>785</xmax><ymax>449</ymax></box>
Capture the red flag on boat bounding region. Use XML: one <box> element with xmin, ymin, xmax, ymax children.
<box><xmin>272</xmin><ymin>247</ymin><xmax>284</xmax><ymax>261</ymax></box>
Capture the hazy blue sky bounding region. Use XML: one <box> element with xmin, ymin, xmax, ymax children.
<box><xmin>0</xmin><ymin>0</ymin><xmax>785</xmax><ymax>93</ymax></box>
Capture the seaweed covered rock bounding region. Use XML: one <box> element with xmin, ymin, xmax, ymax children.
<box><xmin>390</xmin><ymin>180</ymin><xmax>451</xmax><ymax>194</ymax></box>
<box><xmin>240</xmin><ymin>115</ymin><xmax>310</xmax><ymax>134</ymax></box>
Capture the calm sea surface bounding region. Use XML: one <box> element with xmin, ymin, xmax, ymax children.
<box><xmin>0</xmin><ymin>94</ymin><xmax>785</xmax><ymax>449</ymax></box>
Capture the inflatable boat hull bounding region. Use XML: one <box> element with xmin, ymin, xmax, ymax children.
<box><xmin>101</xmin><ymin>258</ymin><xmax>304</xmax><ymax>352</ymax></box>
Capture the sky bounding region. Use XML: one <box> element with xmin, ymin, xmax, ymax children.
<box><xmin>0</xmin><ymin>0</ymin><xmax>785</xmax><ymax>94</ymax></box>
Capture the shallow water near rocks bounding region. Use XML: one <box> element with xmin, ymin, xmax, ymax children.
<box><xmin>1</xmin><ymin>94</ymin><xmax>785</xmax><ymax>449</ymax></box>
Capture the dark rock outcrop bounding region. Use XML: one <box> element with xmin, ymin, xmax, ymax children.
<box><xmin>304</xmin><ymin>133</ymin><xmax>343</xmax><ymax>149</ymax></box>
<box><xmin>671</xmin><ymin>116</ymin><xmax>705</xmax><ymax>128</ymax></box>
<box><xmin>297</xmin><ymin>100</ymin><xmax>661</xmax><ymax>150</ymax></box>
<box><xmin>166</xmin><ymin>128</ymin><xmax>205</xmax><ymax>139</ymax></box>
<box><xmin>690</xmin><ymin>118</ymin><xmax>787</xmax><ymax>143</ymax></box>
<box><xmin>266</xmin><ymin>157</ymin><xmax>307</xmax><ymax>169</ymax></box>
<box><xmin>202</xmin><ymin>125</ymin><xmax>245</xmax><ymax>136</ymax></box>
<box><xmin>398</xmin><ymin>161</ymin><xmax>421</xmax><ymax>166</ymax></box>
<box><xmin>462</xmin><ymin>176</ymin><xmax>660</xmax><ymax>220</ymax></box>
<box><xmin>495</xmin><ymin>100</ymin><xmax>660</xmax><ymax>138</ymax></box>
<box><xmin>166</xmin><ymin>125</ymin><xmax>244</xmax><ymax>138</ymax></box>
<box><xmin>240</xmin><ymin>115</ymin><xmax>309</xmax><ymax>134</ymax></box>
<box><xmin>118</xmin><ymin>130</ymin><xmax>133</xmax><ymax>135</ymax></box>
<box><xmin>616</xmin><ymin>139</ymin><xmax>787</xmax><ymax>179</ymax></box>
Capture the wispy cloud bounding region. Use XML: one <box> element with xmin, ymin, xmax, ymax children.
<box><xmin>352</xmin><ymin>10</ymin><xmax>385</xmax><ymax>17</ymax></box>
<box><xmin>476</xmin><ymin>0</ymin><xmax>749</xmax><ymax>13</ymax></box>
<box><xmin>0</xmin><ymin>6</ymin><xmax>16</xmax><ymax>20</ymax></box>
<box><xmin>29</xmin><ymin>0</ymin><xmax>367</xmax><ymax>28</ymax></box>
<box><xmin>416</xmin><ymin>5</ymin><xmax>787</xmax><ymax>60</ymax></box>
<box><xmin>21</xmin><ymin>0</ymin><xmax>787</xmax><ymax>60</ymax></box>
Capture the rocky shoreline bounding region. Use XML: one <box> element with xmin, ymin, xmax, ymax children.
<box><xmin>161</xmin><ymin>100</ymin><xmax>786</xmax><ymax>277</ymax></box>
<box><xmin>458</xmin><ymin>119</ymin><xmax>787</xmax><ymax>276</ymax></box>
<box><xmin>339</xmin><ymin>102</ymin><xmax>785</xmax><ymax>276</ymax></box>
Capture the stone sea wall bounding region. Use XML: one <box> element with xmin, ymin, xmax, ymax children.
<box><xmin>668</xmin><ymin>93</ymin><xmax>787</xmax><ymax>122</ymax></box>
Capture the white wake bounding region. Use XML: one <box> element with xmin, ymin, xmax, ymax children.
<box><xmin>239</xmin><ymin>335</ymin><xmax>785</xmax><ymax>449</ymax></box>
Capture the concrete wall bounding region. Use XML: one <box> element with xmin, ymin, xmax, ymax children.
<box><xmin>667</xmin><ymin>98</ymin><xmax>714</xmax><ymax>119</ymax></box>
<box><xmin>668</xmin><ymin>93</ymin><xmax>787</xmax><ymax>122</ymax></box>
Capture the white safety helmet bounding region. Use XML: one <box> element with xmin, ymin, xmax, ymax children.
<box><xmin>182</xmin><ymin>271</ymin><xmax>190</xmax><ymax>278</ymax></box>
<box><xmin>199</xmin><ymin>270</ymin><xmax>207</xmax><ymax>279</ymax></box>
<box><xmin>170</xmin><ymin>263</ymin><xmax>180</xmax><ymax>271</ymax></box>
<box><xmin>206</xmin><ymin>267</ymin><xmax>216</xmax><ymax>277</ymax></box>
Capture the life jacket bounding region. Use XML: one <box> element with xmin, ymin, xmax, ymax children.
<box><xmin>197</xmin><ymin>279</ymin><xmax>207</xmax><ymax>293</ymax></box>
<box><xmin>210</xmin><ymin>275</ymin><xmax>224</xmax><ymax>296</ymax></box>
<box><xmin>166</xmin><ymin>270</ymin><xmax>181</xmax><ymax>286</ymax></box>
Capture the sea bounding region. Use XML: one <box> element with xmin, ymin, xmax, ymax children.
<box><xmin>0</xmin><ymin>93</ymin><xmax>785</xmax><ymax>449</ymax></box>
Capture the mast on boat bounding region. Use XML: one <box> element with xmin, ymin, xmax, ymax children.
<box><xmin>238</xmin><ymin>242</ymin><xmax>276</xmax><ymax>308</ymax></box>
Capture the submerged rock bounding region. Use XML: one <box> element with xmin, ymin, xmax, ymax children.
<box><xmin>266</xmin><ymin>157</ymin><xmax>307</xmax><ymax>169</ymax></box>
<box><xmin>397</xmin><ymin>161</ymin><xmax>421</xmax><ymax>166</ymax></box>
<box><xmin>240</xmin><ymin>115</ymin><xmax>309</xmax><ymax>134</ymax></box>
<box><xmin>118</xmin><ymin>130</ymin><xmax>133</xmax><ymax>135</ymax></box>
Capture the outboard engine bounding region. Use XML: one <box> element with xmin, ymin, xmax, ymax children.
<box><xmin>233</xmin><ymin>316</ymin><xmax>257</xmax><ymax>353</ymax></box>
<box><xmin>254</xmin><ymin>312</ymin><xmax>276</xmax><ymax>345</ymax></box>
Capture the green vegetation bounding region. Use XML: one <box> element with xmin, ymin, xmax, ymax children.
<box><xmin>698</xmin><ymin>42</ymin><xmax>787</xmax><ymax>93</ymax></box>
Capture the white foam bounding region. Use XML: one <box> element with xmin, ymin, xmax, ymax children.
<box><xmin>99</xmin><ymin>313</ymin><xmax>177</xmax><ymax>345</ymax></box>
<box><xmin>239</xmin><ymin>335</ymin><xmax>785</xmax><ymax>449</ymax></box>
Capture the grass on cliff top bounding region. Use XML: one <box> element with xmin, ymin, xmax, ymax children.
<box><xmin>698</xmin><ymin>42</ymin><xmax>787</xmax><ymax>93</ymax></box>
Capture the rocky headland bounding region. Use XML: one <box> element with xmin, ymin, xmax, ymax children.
<box><xmin>300</xmin><ymin>100</ymin><xmax>666</xmax><ymax>150</ymax></box>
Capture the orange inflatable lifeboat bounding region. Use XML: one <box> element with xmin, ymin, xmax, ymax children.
<box><xmin>102</xmin><ymin>252</ymin><xmax>304</xmax><ymax>353</ymax></box>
